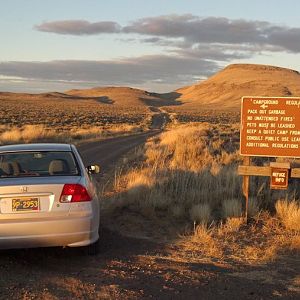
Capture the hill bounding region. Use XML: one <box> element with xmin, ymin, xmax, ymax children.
<box><xmin>0</xmin><ymin>87</ymin><xmax>174</xmax><ymax>108</ymax></box>
<box><xmin>66</xmin><ymin>86</ymin><xmax>174</xmax><ymax>107</ymax></box>
<box><xmin>175</xmin><ymin>64</ymin><xmax>300</xmax><ymax>110</ymax></box>
<box><xmin>1</xmin><ymin>64</ymin><xmax>300</xmax><ymax>112</ymax></box>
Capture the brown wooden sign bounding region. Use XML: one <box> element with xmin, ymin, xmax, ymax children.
<box><xmin>270</xmin><ymin>167</ymin><xmax>289</xmax><ymax>190</ymax></box>
<box><xmin>240</xmin><ymin>96</ymin><xmax>300</xmax><ymax>157</ymax></box>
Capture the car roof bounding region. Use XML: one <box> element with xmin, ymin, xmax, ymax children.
<box><xmin>0</xmin><ymin>143</ymin><xmax>73</xmax><ymax>153</ymax></box>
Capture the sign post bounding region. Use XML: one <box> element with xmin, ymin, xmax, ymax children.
<box><xmin>270</xmin><ymin>167</ymin><xmax>289</xmax><ymax>190</ymax></box>
<box><xmin>242</xmin><ymin>156</ymin><xmax>250</xmax><ymax>221</ymax></box>
<box><xmin>240</xmin><ymin>97</ymin><xmax>300</xmax><ymax>157</ymax></box>
<box><xmin>239</xmin><ymin>96</ymin><xmax>300</xmax><ymax>222</ymax></box>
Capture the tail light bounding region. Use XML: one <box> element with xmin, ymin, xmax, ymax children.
<box><xmin>60</xmin><ymin>184</ymin><xmax>92</xmax><ymax>203</ymax></box>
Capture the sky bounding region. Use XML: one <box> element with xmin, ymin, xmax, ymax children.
<box><xmin>1</xmin><ymin>0</ymin><xmax>300</xmax><ymax>93</ymax></box>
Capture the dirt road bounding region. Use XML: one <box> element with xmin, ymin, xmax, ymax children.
<box><xmin>78</xmin><ymin>109</ymin><xmax>166</xmax><ymax>172</ymax></box>
<box><xmin>77</xmin><ymin>130</ymin><xmax>160</xmax><ymax>174</ymax></box>
<box><xmin>0</xmin><ymin>227</ymin><xmax>298</xmax><ymax>299</ymax></box>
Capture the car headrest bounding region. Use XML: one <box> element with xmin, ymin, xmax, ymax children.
<box><xmin>10</xmin><ymin>161</ymin><xmax>21</xmax><ymax>175</ymax></box>
<box><xmin>49</xmin><ymin>159</ymin><xmax>70</xmax><ymax>175</ymax></box>
<box><xmin>0</xmin><ymin>162</ymin><xmax>13</xmax><ymax>176</ymax></box>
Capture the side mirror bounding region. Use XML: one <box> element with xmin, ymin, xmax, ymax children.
<box><xmin>86</xmin><ymin>164</ymin><xmax>100</xmax><ymax>174</ymax></box>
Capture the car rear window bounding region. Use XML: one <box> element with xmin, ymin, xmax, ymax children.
<box><xmin>0</xmin><ymin>151</ymin><xmax>80</xmax><ymax>177</ymax></box>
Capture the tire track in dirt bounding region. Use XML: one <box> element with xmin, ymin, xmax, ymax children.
<box><xmin>78</xmin><ymin>130</ymin><xmax>160</xmax><ymax>173</ymax></box>
<box><xmin>78</xmin><ymin>109</ymin><xmax>167</xmax><ymax>173</ymax></box>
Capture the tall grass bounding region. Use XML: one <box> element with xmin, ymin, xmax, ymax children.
<box><xmin>109</xmin><ymin>123</ymin><xmax>244</xmax><ymax>222</ymax></box>
<box><xmin>189</xmin><ymin>203</ymin><xmax>211</xmax><ymax>225</ymax></box>
<box><xmin>108</xmin><ymin>122</ymin><xmax>299</xmax><ymax>228</ymax></box>
<box><xmin>103</xmin><ymin>122</ymin><xmax>299</xmax><ymax>262</ymax></box>
<box><xmin>0</xmin><ymin>123</ymin><xmax>142</xmax><ymax>145</ymax></box>
<box><xmin>275</xmin><ymin>199</ymin><xmax>300</xmax><ymax>231</ymax></box>
<box><xmin>0</xmin><ymin>125</ymin><xmax>56</xmax><ymax>144</ymax></box>
<box><xmin>222</xmin><ymin>198</ymin><xmax>242</xmax><ymax>218</ymax></box>
<box><xmin>179</xmin><ymin>211</ymin><xmax>298</xmax><ymax>263</ymax></box>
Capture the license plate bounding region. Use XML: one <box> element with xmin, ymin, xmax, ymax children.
<box><xmin>12</xmin><ymin>197</ymin><xmax>40</xmax><ymax>212</ymax></box>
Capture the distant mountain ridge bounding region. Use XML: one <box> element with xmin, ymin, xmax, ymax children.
<box><xmin>1</xmin><ymin>64</ymin><xmax>300</xmax><ymax>110</ymax></box>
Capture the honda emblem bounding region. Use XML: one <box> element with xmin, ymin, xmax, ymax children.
<box><xmin>20</xmin><ymin>186</ymin><xmax>28</xmax><ymax>192</ymax></box>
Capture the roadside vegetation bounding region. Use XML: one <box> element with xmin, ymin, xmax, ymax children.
<box><xmin>102</xmin><ymin>122</ymin><xmax>300</xmax><ymax>264</ymax></box>
<box><xmin>162</xmin><ymin>107</ymin><xmax>240</xmax><ymax>124</ymax></box>
<box><xmin>0</xmin><ymin>124</ymin><xmax>143</xmax><ymax>145</ymax></box>
<box><xmin>0</xmin><ymin>93</ymin><xmax>154</xmax><ymax>145</ymax></box>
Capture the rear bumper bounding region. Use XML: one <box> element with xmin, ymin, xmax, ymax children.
<box><xmin>0</xmin><ymin>215</ymin><xmax>99</xmax><ymax>249</ymax></box>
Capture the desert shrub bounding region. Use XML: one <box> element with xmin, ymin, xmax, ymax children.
<box><xmin>0</xmin><ymin>123</ymin><xmax>141</xmax><ymax>145</ymax></box>
<box><xmin>0</xmin><ymin>94</ymin><xmax>148</xmax><ymax>128</ymax></box>
<box><xmin>0</xmin><ymin>128</ymin><xmax>22</xmax><ymax>143</ymax></box>
<box><xmin>275</xmin><ymin>199</ymin><xmax>300</xmax><ymax>231</ymax></box>
<box><xmin>0</xmin><ymin>125</ymin><xmax>56</xmax><ymax>144</ymax></box>
<box><xmin>170</xmin><ymin>204</ymin><xmax>186</xmax><ymax>219</ymax></box>
<box><xmin>69</xmin><ymin>126</ymin><xmax>102</xmax><ymax>140</ymax></box>
<box><xmin>109</xmin><ymin>123</ymin><xmax>242</xmax><ymax>222</ymax></box>
<box><xmin>149</xmin><ymin>123</ymin><xmax>240</xmax><ymax>173</ymax></box>
<box><xmin>247</xmin><ymin>197</ymin><xmax>260</xmax><ymax>218</ymax></box>
<box><xmin>219</xmin><ymin>217</ymin><xmax>243</xmax><ymax>233</ymax></box>
<box><xmin>190</xmin><ymin>225</ymin><xmax>221</xmax><ymax>257</ymax></box>
<box><xmin>189</xmin><ymin>203</ymin><xmax>211</xmax><ymax>225</ymax></box>
<box><xmin>178</xmin><ymin>210</ymin><xmax>299</xmax><ymax>264</ymax></box>
<box><xmin>222</xmin><ymin>198</ymin><xmax>243</xmax><ymax>218</ymax></box>
<box><xmin>107</xmin><ymin>123</ymin><xmax>299</xmax><ymax>229</ymax></box>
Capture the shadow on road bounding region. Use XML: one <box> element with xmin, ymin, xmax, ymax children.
<box><xmin>1</xmin><ymin>227</ymin><xmax>298</xmax><ymax>299</ymax></box>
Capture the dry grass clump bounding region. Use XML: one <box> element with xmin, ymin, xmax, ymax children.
<box><xmin>219</xmin><ymin>217</ymin><xmax>244</xmax><ymax>233</ymax></box>
<box><xmin>68</xmin><ymin>126</ymin><xmax>101</xmax><ymax>140</ymax></box>
<box><xmin>188</xmin><ymin>225</ymin><xmax>222</xmax><ymax>257</ymax></box>
<box><xmin>0</xmin><ymin>127</ymin><xmax>22</xmax><ymax>143</ymax></box>
<box><xmin>101</xmin><ymin>122</ymin><xmax>299</xmax><ymax>264</ymax></box>
<box><xmin>0</xmin><ymin>125</ymin><xmax>57</xmax><ymax>144</ymax></box>
<box><xmin>170</xmin><ymin>204</ymin><xmax>186</xmax><ymax>219</ymax></box>
<box><xmin>106</xmin><ymin>123</ymin><xmax>298</xmax><ymax>230</ymax></box>
<box><xmin>222</xmin><ymin>198</ymin><xmax>242</xmax><ymax>218</ymax></box>
<box><xmin>147</xmin><ymin>123</ymin><xmax>240</xmax><ymax>173</ymax></box>
<box><xmin>275</xmin><ymin>199</ymin><xmax>300</xmax><ymax>231</ymax></box>
<box><xmin>247</xmin><ymin>197</ymin><xmax>260</xmax><ymax>218</ymax></box>
<box><xmin>162</xmin><ymin>107</ymin><xmax>240</xmax><ymax>125</ymax></box>
<box><xmin>106</xmin><ymin>123</ymin><xmax>243</xmax><ymax>222</ymax></box>
<box><xmin>178</xmin><ymin>211</ymin><xmax>299</xmax><ymax>264</ymax></box>
<box><xmin>0</xmin><ymin>123</ymin><xmax>142</xmax><ymax>145</ymax></box>
<box><xmin>126</xmin><ymin>169</ymin><xmax>156</xmax><ymax>199</ymax></box>
<box><xmin>189</xmin><ymin>203</ymin><xmax>211</xmax><ymax>225</ymax></box>
<box><xmin>21</xmin><ymin>125</ymin><xmax>51</xmax><ymax>142</ymax></box>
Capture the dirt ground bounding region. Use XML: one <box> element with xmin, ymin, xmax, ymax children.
<box><xmin>0</xmin><ymin>225</ymin><xmax>299</xmax><ymax>300</ymax></box>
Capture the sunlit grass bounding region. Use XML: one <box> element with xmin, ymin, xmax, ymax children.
<box><xmin>0</xmin><ymin>124</ymin><xmax>142</xmax><ymax>145</ymax></box>
<box><xmin>99</xmin><ymin>122</ymin><xmax>300</xmax><ymax>265</ymax></box>
<box><xmin>275</xmin><ymin>199</ymin><xmax>300</xmax><ymax>231</ymax></box>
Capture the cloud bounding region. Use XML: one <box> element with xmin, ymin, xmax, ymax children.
<box><xmin>0</xmin><ymin>55</ymin><xmax>219</xmax><ymax>88</ymax></box>
<box><xmin>267</xmin><ymin>27</ymin><xmax>300</xmax><ymax>52</ymax></box>
<box><xmin>35</xmin><ymin>20</ymin><xmax>121</xmax><ymax>35</ymax></box>
<box><xmin>36</xmin><ymin>15</ymin><xmax>300</xmax><ymax>53</ymax></box>
<box><xmin>123</xmin><ymin>15</ymin><xmax>300</xmax><ymax>53</ymax></box>
<box><xmin>4</xmin><ymin>15</ymin><xmax>299</xmax><ymax>92</ymax></box>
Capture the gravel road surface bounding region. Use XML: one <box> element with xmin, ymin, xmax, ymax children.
<box><xmin>78</xmin><ymin>130</ymin><xmax>160</xmax><ymax>174</ymax></box>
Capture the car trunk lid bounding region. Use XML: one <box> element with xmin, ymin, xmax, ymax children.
<box><xmin>0</xmin><ymin>176</ymin><xmax>81</xmax><ymax>220</ymax></box>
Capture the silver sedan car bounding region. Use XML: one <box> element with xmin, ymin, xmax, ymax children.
<box><xmin>0</xmin><ymin>143</ymin><xmax>100</xmax><ymax>253</ymax></box>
